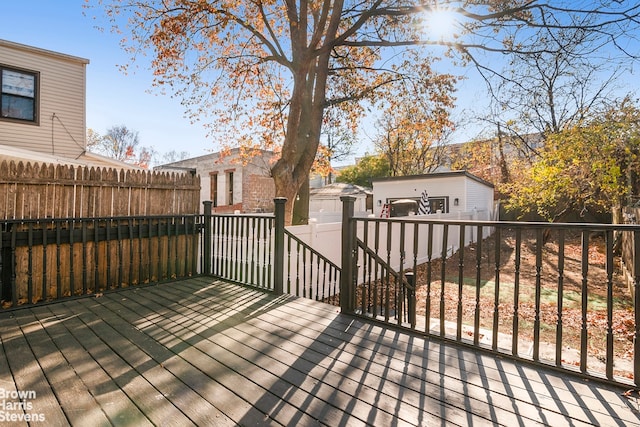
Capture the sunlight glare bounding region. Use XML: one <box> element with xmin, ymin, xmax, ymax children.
<box><xmin>424</xmin><ymin>8</ymin><xmax>457</xmax><ymax>41</ymax></box>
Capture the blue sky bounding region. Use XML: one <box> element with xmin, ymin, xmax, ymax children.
<box><xmin>2</xmin><ymin>2</ymin><xmax>638</xmax><ymax>166</ymax></box>
<box><xmin>1</xmin><ymin>1</ymin><xmax>212</xmax><ymax>161</ymax></box>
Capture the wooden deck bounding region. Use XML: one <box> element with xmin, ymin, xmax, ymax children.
<box><xmin>0</xmin><ymin>278</ymin><xmax>639</xmax><ymax>426</ymax></box>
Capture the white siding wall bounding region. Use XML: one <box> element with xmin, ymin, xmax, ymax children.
<box><xmin>372</xmin><ymin>173</ymin><xmax>494</xmax><ymax>218</ymax></box>
<box><xmin>373</xmin><ymin>176</ymin><xmax>466</xmax><ymax>217</ymax></box>
<box><xmin>464</xmin><ymin>178</ymin><xmax>494</xmax><ymax>214</ymax></box>
<box><xmin>0</xmin><ymin>40</ymin><xmax>88</xmax><ymax>159</ymax></box>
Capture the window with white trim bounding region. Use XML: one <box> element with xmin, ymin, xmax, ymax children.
<box><xmin>1</xmin><ymin>66</ymin><xmax>38</xmax><ymax>123</ymax></box>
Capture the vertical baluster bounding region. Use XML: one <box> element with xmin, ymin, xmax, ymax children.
<box><xmin>362</xmin><ymin>220</ymin><xmax>370</xmax><ymax>315</ymax></box>
<box><xmin>269</xmin><ymin>217</ymin><xmax>274</xmax><ymax>289</ymax></box>
<box><xmin>106</xmin><ymin>219</ymin><xmax>112</xmax><ymax>288</ymax></box>
<box><xmin>128</xmin><ymin>218</ymin><xmax>134</xmax><ymax>285</ymax></box>
<box><xmin>81</xmin><ymin>220</ymin><xmax>89</xmax><ymax>295</ymax></box>
<box><xmin>42</xmin><ymin>222</ymin><xmax>48</xmax><ymax>301</ymax></box>
<box><xmin>147</xmin><ymin>218</ymin><xmax>153</xmax><ymax>281</ymax></box>
<box><xmin>385</xmin><ymin>220</ymin><xmax>392</xmax><ymax>322</ymax></box>
<box><xmin>138</xmin><ymin>217</ymin><xmax>144</xmax><ymax>284</ymax></box>
<box><xmin>426</xmin><ymin>223</ymin><xmax>433</xmax><ymax>334</ymax></box>
<box><xmin>302</xmin><ymin>245</ymin><xmax>308</xmax><ymax>298</ymax></box>
<box><xmin>492</xmin><ymin>227</ymin><xmax>501</xmax><ymax>350</ymax></box>
<box><xmin>223</xmin><ymin>215</ymin><xmax>234</xmax><ymax>279</ymax></box>
<box><xmin>315</xmin><ymin>254</ymin><xmax>321</xmax><ymax>301</ymax></box>
<box><xmin>95</xmin><ymin>219</ymin><xmax>101</xmax><ymax>291</ymax></box>
<box><xmin>317</xmin><ymin>256</ymin><xmax>324</xmax><ymax>301</ymax></box>
<box><xmin>27</xmin><ymin>222</ymin><xmax>33</xmax><ymax>304</ymax></box>
<box><xmin>307</xmin><ymin>250</ymin><xmax>314</xmax><ymax>299</ymax></box>
<box><xmin>533</xmin><ymin>228</ymin><xmax>543</xmax><ymax>361</ymax></box>
<box><xmin>117</xmin><ymin>219</ymin><xmax>123</xmax><ymax>289</ymax></box>
<box><xmin>580</xmin><ymin>230</ymin><xmax>590</xmax><ymax>372</ymax></box>
<box><xmin>211</xmin><ymin>216</ymin><xmax>217</xmax><ymax>276</ymax></box>
<box><xmin>399</xmin><ymin>221</ymin><xmax>406</xmax><ymax>326</ymax></box>
<box><xmin>512</xmin><ymin>228</ymin><xmax>522</xmax><ymax>356</ymax></box>
<box><xmin>69</xmin><ymin>220</ymin><xmax>75</xmax><ymax>295</ymax></box>
<box><xmin>473</xmin><ymin>225</ymin><xmax>482</xmax><ymax>346</ymax></box>
<box><xmin>10</xmin><ymin>224</ymin><xmax>17</xmax><ymax>307</ymax></box>
<box><xmin>295</xmin><ymin>240</ymin><xmax>301</xmax><ymax>297</ymax></box>
<box><xmin>249</xmin><ymin>217</ymin><xmax>256</xmax><ymax>284</ymax></box>
<box><xmin>82</xmin><ymin>220</ymin><xmax>88</xmax><ymax>294</ymax></box>
<box><xmin>456</xmin><ymin>225</ymin><xmax>466</xmax><ymax>341</ymax></box>
<box><xmin>174</xmin><ymin>217</ymin><xmax>180</xmax><ymax>278</ymax></box>
<box><xmin>333</xmin><ymin>263</ymin><xmax>338</xmax><ymax>303</ymax></box>
<box><xmin>286</xmin><ymin>234</ymin><xmax>292</xmax><ymax>294</ymax></box>
<box><xmin>56</xmin><ymin>221</ymin><xmax>62</xmax><ymax>298</ymax></box>
<box><xmin>157</xmin><ymin>218</ymin><xmax>164</xmax><ymax>280</ymax></box>
<box><xmin>234</xmin><ymin>216</ymin><xmax>240</xmax><ymax>281</ymax></box>
<box><xmin>556</xmin><ymin>229</ymin><xmax>565</xmax><ymax>366</ymax></box>
<box><xmin>312</xmin><ymin>252</ymin><xmax>318</xmax><ymax>300</ymax></box>
<box><xmin>374</xmin><ymin>221</ymin><xmax>380</xmax><ymax>317</ymax></box>
<box><xmin>228</xmin><ymin>216</ymin><xmax>234</xmax><ymax>281</ymax></box>
<box><xmin>439</xmin><ymin>224</ymin><xmax>448</xmax><ymax>336</ymax></box>
<box><xmin>262</xmin><ymin>217</ymin><xmax>269</xmax><ymax>288</ymax></box>
<box><xmin>147</xmin><ymin>218</ymin><xmax>154</xmax><ymax>282</ymax></box>
<box><xmin>605</xmin><ymin>229</ymin><xmax>614</xmax><ymax>380</ymax></box>
<box><xmin>411</xmin><ymin>222</ymin><xmax>419</xmax><ymax>329</ymax></box>
<box><xmin>243</xmin><ymin>216</ymin><xmax>250</xmax><ymax>282</ymax></box>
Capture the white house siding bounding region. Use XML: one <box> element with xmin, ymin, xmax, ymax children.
<box><xmin>464</xmin><ymin>177</ymin><xmax>494</xmax><ymax>214</ymax></box>
<box><xmin>0</xmin><ymin>40</ymin><xmax>88</xmax><ymax>159</ymax></box>
<box><xmin>372</xmin><ymin>171</ymin><xmax>494</xmax><ymax>218</ymax></box>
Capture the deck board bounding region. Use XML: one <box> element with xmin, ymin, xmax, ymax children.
<box><xmin>0</xmin><ymin>277</ymin><xmax>639</xmax><ymax>426</ymax></box>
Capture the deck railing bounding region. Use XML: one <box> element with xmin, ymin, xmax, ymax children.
<box><xmin>3</xmin><ymin>196</ymin><xmax>640</xmax><ymax>387</ymax></box>
<box><xmin>339</xmin><ymin>196</ymin><xmax>640</xmax><ymax>387</ymax></box>
<box><xmin>201</xmin><ymin>199</ymin><xmax>341</xmax><ymax>303</ymax></box>
<box><xmin>0</xmin><ymin>215</ymin><xmax>201</xmax><ymax>307</ymax></box>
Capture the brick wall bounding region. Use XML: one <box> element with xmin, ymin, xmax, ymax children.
<box><xmin>243</xmin><ymin>174</ymin><xmax>276</xmax><ymax>212</ymax></box>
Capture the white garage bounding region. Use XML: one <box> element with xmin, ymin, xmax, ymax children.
<box><xmin>371</xmin><ymin>171</ymin><xmax>495</xmax><ymax>219</ymax></box>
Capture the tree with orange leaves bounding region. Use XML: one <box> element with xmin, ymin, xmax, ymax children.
<box><xmin>90</xmin><ymin>1</ymin><xmax>640</xmax><ymax>223</ymax></box>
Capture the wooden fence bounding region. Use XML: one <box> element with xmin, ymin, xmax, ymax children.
<box><xmin>0</xmin><ymin>159</ymin><xmax>202</xmax><ymax>305</ymax></box>
<box><xmin>0</xmin><ymin>160</ymin><xmax>201</xmax><ymax>219</ymax></box>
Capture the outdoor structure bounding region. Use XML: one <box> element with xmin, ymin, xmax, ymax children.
<box><xmin>309</xmin><ymin>182</ymin><xmax>371</xmax><ymax>220</ymax></box>
<box><xmin>0</xmin><ymin>39</ymin><xmax>143</xmax><ymax>170</ymax></box>
<box><xmin>1</xmin><ymin>39</ymin><xmax>88</xmax><ymax>159</ymax></box>
<box><xmin>371</xmin><ymin>170</ymin><xmax>495</xmax><ymax>219</ymax></box>
<box><xmin>156</xmin><ymin>148</ymin><xmax>277</xmax><ymax>214</ymax></box>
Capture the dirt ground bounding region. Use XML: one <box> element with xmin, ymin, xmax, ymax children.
<box><xmin>411</xmin><ymin>228</ymin><xmax>635</xmax><ymax>379</ymax></box>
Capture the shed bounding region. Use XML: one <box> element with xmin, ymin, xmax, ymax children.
<box><xmin>309</xmin><ymin>182</ymin><xmax>372</xmax><ymax>214</ymax></box>
<box><xmin>371</xmin><ymin>171</ymin><xmax>494</xmax><ymax>218</ymax></box>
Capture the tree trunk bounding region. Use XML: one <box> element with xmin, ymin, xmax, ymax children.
<box><xmin>293</xmin><ymin>179</ymin><xmax>310</xmax><ymax>225</ymax></box>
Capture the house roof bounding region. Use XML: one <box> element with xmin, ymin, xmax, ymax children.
<box><xmin>155</xmin><ymin>148</ymin><xmax>278</xmax><ymax>169</ymax></box>
<box><xmin>0</xmin><ymin>39</ymin><xmax>89</xmax><ymax>65</ymax></box>
<box><xmin>310</xmin><ymin>182</ymin><xmax>372</xmax><ymax>198</ymax></box>
<box><xmin>371</xmin><ymin>170</ymin><xmax>494</xmax><ymax>188</ymax></box>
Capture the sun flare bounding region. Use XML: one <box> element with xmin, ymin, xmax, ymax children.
<box><xmin>424</xmin><ymin>8</ymin><xmax>458</xmax><ymax>41</ymax></box>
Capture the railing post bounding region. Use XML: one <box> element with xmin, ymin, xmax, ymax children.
<box><xmin>405</xmin><ymin>271</ymin><xmax>416</xmax><ymax>328</ymax></box>
<box><xmin>634</xmin><ymin>229</ymin><xmax>640</xmax><ymax>386</ymax></box>
<box><xmin>203</xmin><ymin>201</ymin><xmax>212</xmax><ymax>275</ymax></box>
<box><xmin>340</xmin><ymin>196</ymin><xmax>356</xmax><ymax>313</ymax></box>
<box><xmin>273</xmin><ymin>198</ymin><xmax>286</xmax><ymax>295</ymax></box>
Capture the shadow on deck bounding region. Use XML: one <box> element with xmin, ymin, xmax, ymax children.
<box><xmin>0</xmin><ymin>277</ymin><xmax>639</xmax><ymax>426</ymax></box>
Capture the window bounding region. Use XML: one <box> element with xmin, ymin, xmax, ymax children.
<box><xmin>210</xmin><ymin>172</ymin><xmax>218</xmax><ymax>207</ymax></box>
<box><xmin>1</xmin><ymin>66</ymin><xmax>38</xmax><ymax>123</ymax></box>
<box><xmin>428</xmin><ymin>197</ymin><xmax>449</xmax><ymax>213</ymax></box>
<box><xmin>226</xmin><ymin>170</ymin><xmax>234</xmax><ymax>205</ymax></box>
